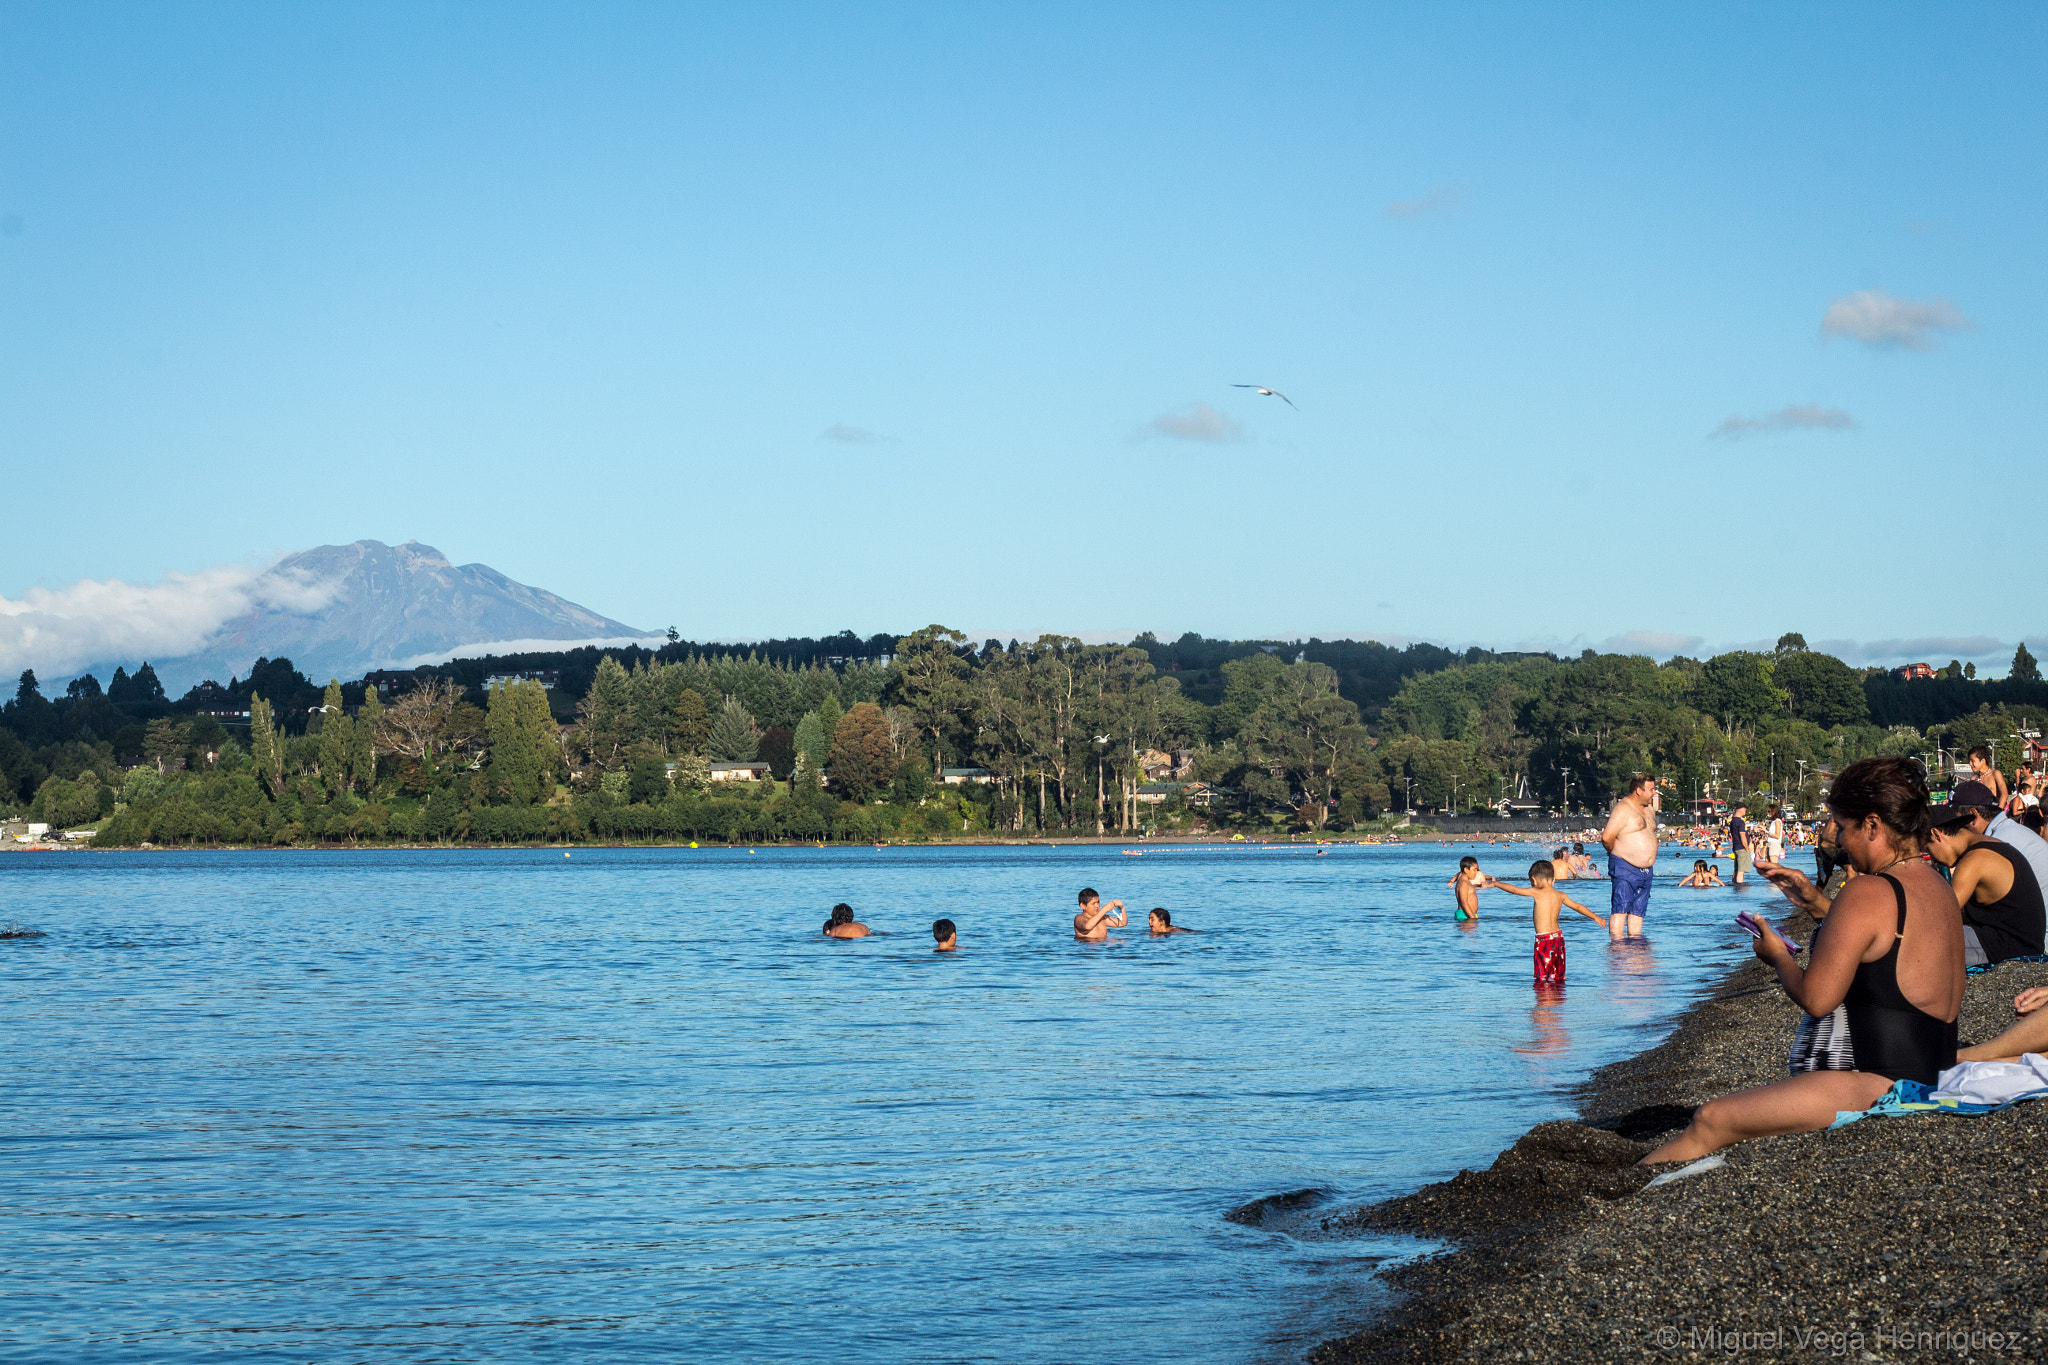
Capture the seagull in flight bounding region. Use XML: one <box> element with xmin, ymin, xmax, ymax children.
<box><xmin>1233</xmin><ymin>384</ymin><xmax>1296</xmax><ymax>409</ymax></box>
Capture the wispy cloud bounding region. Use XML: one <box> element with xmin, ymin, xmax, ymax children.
<box><xmin>1709</xmin><ymin>404</ymin><xmax>1858</xmax><ymax>441</ymax></box>
<box><xmin>1603</xmin><ymin>630</ymin><xmax>1706</xmax><ymax>658</ymax></box>
<box><xmin>821</xmin><ymin>423</ymin><xmax>882</xmax><ymax>444</ymax></box>
<box><xmin>1147</xmin><ymin>402</ymin><xmax>1243</xmax><ymax>444</ymax></box>
<box><xmin>0</xmin><ymin>561</ymin><xmax>342</xmax><ymax>682</ymax></box>
<box><xmin>1820</xmin><ymin>289</ymin><xmax>1973</xmax><ymax>351</ymax></box>
<box><xmin>385</xmin><ymin>635</ymin><xmax>666</xmax><ymax>670</ymax></box>
<box><xmin>1384</xmin><ymin>183</ymin><xmax>1463</xmax><ymax>219</ymax></box>
<box><xmin>1810</xmin><ymin>636</ymin><xmax>2009</xmax><ymax>668</ymax></box>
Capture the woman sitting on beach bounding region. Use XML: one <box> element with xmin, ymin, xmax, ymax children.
<box><xmin>823</xmin><ymin>903</ymin><xmax>871</xmax><ymax>938</ymax></box>
<box><xmin>1640</xmin><ymin>757</ymin><xmax>1963</xmax><ymax>1166</ymax></box>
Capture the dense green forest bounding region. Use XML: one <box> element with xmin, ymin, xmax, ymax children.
<box><xmin>2</xmin><ymin>629</ymin><xmax>2043</xmax><ymax>846</ymax></box>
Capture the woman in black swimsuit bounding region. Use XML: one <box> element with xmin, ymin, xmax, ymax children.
<box><xmin>1641</xmin><ymin>757</ymin><xmax>1964</xmax><ymax>1166</ymax></box>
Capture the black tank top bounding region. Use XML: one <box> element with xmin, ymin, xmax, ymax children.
<box><xmin>1843</xmin><ymin>873</ymin><xmax>1957</xmax><ymax>1085</ymax></box>
<box><xmin>1961</xmin><ymin>840</ymin><xmax>2046</xmax><ymax>963</ymax></box>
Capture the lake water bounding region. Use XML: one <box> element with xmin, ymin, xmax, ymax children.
<box><xmin>1</xmin><ymin>842</ymin><xmax>1772</xmax><ymax>1363</ymax></box>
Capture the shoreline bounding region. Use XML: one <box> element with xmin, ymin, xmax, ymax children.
<box><xmin>1306</xmin><ymin>905</ymin><xmax>2048</xmax><ymax>1362</ymax></box>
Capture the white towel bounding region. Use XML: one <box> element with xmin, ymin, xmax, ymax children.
<box><xmin>1931</xmin><ymin>1053</ymin><xmax>2048</xmax><ymax>1107</ymax></box>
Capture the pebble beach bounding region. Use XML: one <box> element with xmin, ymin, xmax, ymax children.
<box><xmin>1310</xmin><ymin>904</ymin><xmax>2048</xmax><ymax>1363</ymax></box>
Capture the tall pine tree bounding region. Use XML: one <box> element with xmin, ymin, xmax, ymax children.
<box><xmin>250</xmin><ymin>695</ymin><xmax>285</xmax><ymax>797</ymax></box>
<box><xmin>316</xmin><ymin>679</ymin><xmax>355</xmax><ymax>793</ymax></box>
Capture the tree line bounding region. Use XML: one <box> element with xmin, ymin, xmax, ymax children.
<box><xmin>2</xmin><ymin>629</ymin><xmax>2042</xmax><ymax>846</ymax></box>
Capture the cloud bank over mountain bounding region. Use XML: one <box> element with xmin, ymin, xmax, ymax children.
<box><xmin>1</xmin><ymin>541</ymin><xmax>652</xmax><ymax>692</ymax></box>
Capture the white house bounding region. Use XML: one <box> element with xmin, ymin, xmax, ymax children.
<box><xmin>709</xmin><ymin>761</ymin><xmax>771</xmax><ymax>782</ymax></box>
<box><xmin>941</xmin><ymin>768</ymin><xmax>994</xmax><ymax>784</ymax></box>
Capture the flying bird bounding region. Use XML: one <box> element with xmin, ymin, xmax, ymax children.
<box><xmin>1233</xmin><ymin>384</ymin><xmax>1296</xmax><ymax>409</ymax></box>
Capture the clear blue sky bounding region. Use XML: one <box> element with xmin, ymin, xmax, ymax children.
<box><xmin>3</xmin><ymin>3</ymin><xmax>2042</xmax><ymax>669</ymax></box>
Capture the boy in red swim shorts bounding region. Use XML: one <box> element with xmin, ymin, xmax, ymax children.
<box><xmin>1487</xmin><ymin>859</ymin><xmax>1607</xmax><ymax>983</ymax></box>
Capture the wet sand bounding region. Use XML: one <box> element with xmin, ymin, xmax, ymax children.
<box><xmin>1309</xmin><ymin>905</ymin><xmax>2048</xmax><ymax>1362</ymax></box>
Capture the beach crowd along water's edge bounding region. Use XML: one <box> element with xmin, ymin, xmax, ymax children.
<box><xmin>1308</xmin><ymin>906</ymin><xmax>2048</xmax><ymax>1363</ymax></box>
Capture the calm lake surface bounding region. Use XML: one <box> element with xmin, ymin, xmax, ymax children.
<box><xmin>2</xmin><ymin>842</ymin><xmax>1771</xmax><ymax>1363</ymax></box>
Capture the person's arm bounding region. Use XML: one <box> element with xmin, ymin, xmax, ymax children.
<box><xmin>1561</xmin><ymin>895</ymin><xmax>1605</xmax><ymax>925</ymax></box>
<box><xmin>1076</xmin><ymin>905</ymin><xmax>1108</xmax><ymax>933</ymax></box>
<box><xmin>1489</xmin><ymin>881</ymin><xmax>1535</xmax><ymax>898</ymax></box>
<box><xmin>1948</xmin><ymin>849</ymin><xmax>2001</xmax><ymax>909</ymax></box>
<box><xmin>1754</xmin><ymin>856</ymin><xmax>1830</xmax><ymax>916</ymax></box>
<box><xmin>1106</xmin><ymin>900</ymin><xmax>1128</xmax><ymax>927</ymax></box>
<box><xmin>1755</xmin><ymin>881</ymin><xmax>1880</xmax><ymax>1015</ymax></box>
<box><xmin>2014</xmin><ymin>987</ymin><xmax>2048</xmax><ymax>1015</ymax></box>
<box><xmin>1598</xmin><ymin>802</ymin><xmax>1627</xmax><ymax>854</ymax></box>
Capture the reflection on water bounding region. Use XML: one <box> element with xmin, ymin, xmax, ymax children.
<box><xmin>2</xmin><ymin>843</ymin><xmax>1753</xmax><ymax>1365</ymax></box>
<box><xmin>1515</xmin><ymin>983</ymin><xmax>1572</xmax><ymax>1058</ymax></box>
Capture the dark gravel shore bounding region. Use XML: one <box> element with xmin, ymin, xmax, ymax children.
<box><xmin>1309</xmin><ymin>908</ymin><xmax>2048</xmax><ymax>1363</ymax></box>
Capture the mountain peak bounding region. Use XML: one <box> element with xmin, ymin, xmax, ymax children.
<box><xmin>152</xmin><ymin>541</ymin><xmax>651</xmax><ymax>689</ymax></box>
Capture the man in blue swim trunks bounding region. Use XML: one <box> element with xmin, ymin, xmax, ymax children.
<box><xmin>1599</xmin><ymin>773</ymin><xmax>1660</xmax><ymax>937</ymax></box>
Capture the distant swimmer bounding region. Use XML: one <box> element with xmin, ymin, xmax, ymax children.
<box><xmin>1447</xmin><ymin>855</ymin><xmax>1495</xmax><ymax>920</ymax></box>
<box><xmin>932</xmin><ymin>918</ymin><xmax>959</xmax><ymax>952</ymax></box>
<box><xmin>1550</xmin><ymin>847</ymin><xmax>1575</xmax><ymax>880</ymax></box>
<box><xmin>1487</xmin><ymin>860</ymin><xmax>1608</xmax><ymax>984</ymax></box>
<box><xmin>1570</xmin><ymin>842</ymin><xmax>1602</xmax><ymax>879</ymax></box>
<box><xmin>1147</xmin><ymin>908</ymin><xmax>1199</xmax><ymax>935</ymax></box>
<box><xmin>1074</xmin><ymin>887</ymin><xmax>1127</xmax><ymax>941</ymax></box>
<box><xmin>823</xmin><ymin>903</ymin><xmax>871</xmax><ymax>938</ymax></box>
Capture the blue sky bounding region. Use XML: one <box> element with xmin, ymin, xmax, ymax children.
<box><xmin>2</xmin><ymin>2</ymin><xmax>2043</xmax><ymax>674</ymax></box>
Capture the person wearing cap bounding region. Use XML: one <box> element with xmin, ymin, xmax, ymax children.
<box><xmin>1976</xmin><ymin>778</ymin><xmax>2048</xmax><ymax>909</ymax></box>
<box><xmin>1931</xmin><ymin>780</ymin><xmax>2048</xmax><ymax>966</ymax></box>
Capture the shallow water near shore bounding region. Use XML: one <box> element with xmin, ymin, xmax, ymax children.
<box><xmin>2</xmin><ymin>842</ymin><xmax>1772</xmax><ymax>1362</ymax></box>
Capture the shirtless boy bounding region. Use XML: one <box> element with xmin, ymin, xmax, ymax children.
<box><xmin>1147</xmin><ymin>908</ymin><xmax>1198</xmax><ymax>934</ymax></box>
<box><xmin>1486</xmin><ymin>860</ymin><xmax>1608</xmax><ymax>983</ymax></box>
<box><xmin>932</xmin><ymin>918</ymin><xmax>959</xmax><ymax>951</ymax></box>
<box><xmin>1600</xmin><ymin>773</ymin><xmax>1660</xmax><ymax>938</ymax></box>
<box><xmin>823</xmin><ymin>903</ymin><xmax>871</xmax><ymax>938</ymax></box>
<box><xmin>1447</xmin><ymin>856</ymin><xmax>1493</xmax><ymax>920</ymax></box>
<box><xmin>1074</xmin><ymin>888</ymin><xmax>1127</xmax><ymax>941</ymax></box>
<box><xmin>1968</xmin><ymin>745</ymin><xmax>2011</xmax><ymax>807</ymax></box>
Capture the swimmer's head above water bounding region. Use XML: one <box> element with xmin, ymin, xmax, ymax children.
<box><xmin>1529</xmin><ymin>860</ymin><xmax>1556</xmax><ymax>887</ymax></box>
<box><xmin>932</xmin><ymin>918</ymin><xmax>957</xmax><ymax>950</ymax></box>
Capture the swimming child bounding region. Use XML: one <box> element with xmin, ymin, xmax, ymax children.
<box><xmin>1073</xmin><ymin>888</ymin><xmax>1127</xmax><ymax>941</ymax></box>
<box><xmin>823</xmin><ymin>903</ymin><xmax>871</xmax><ymax>938</ymax></box>
<box><xmin>1571</xmin><ymin>842</ymin><xmax>1603</xmax><ymax>879</ymax></box>
<box><xmin>1486</xmin><ymin>860</ymin><xmax>1606</xmax><ymax>983</ymax></box>
<box><xmin>932</xmin><ymin>918</ymin><xmax>958</xmax><ymax>951</ymax></box>
<box><xmin>1147</xmin><ymin>908</ymin><xmax>1198</xmax><ymax>934</ymax></box>
<box><xmin>1447</xmin><ymin>856</ymin><xmax>1493</xmax><ymax>920</ymax></box>
<box><xmin>1677</xmin><ymin>859</ymin><xmax>1724</xmax><ymax>888</ymax></box>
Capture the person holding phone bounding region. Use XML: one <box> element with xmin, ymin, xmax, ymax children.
<box><xmin>1641</xmin><ymin>757</ymin><xmax>1962</xmax><ymax>1167</ymax></box>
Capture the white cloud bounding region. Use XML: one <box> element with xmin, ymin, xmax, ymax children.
<box><xmin>1820</xmin><ymin>289</ymin><xmax>1972</xmax><ymax>350</ymax></box>
<box><xmin>0</xmin><ymin>560</ymin><xmax>341</xmax><ymax>683</ymax></box>
<box><xmin>1709</xmin><ymin>404</ymin><xmax>1858</xmax><ymax>441</ymax></box>
<box><xmin>1602</xmin><ymin>631</ymin><xmax>1706</xmax><ymax>658</ymax></box>
<box><xmin>1809</xmin><ymin>636</ymin><xmax>2008</xmax><ymax>668</ymax></box>
<box><xmin>1384</xmin><ymin>183</ymin><xmax>1463</xmax><ymax>219</ymax></box>
<box><xmin>1147</xmin><ymin>402</ymin><xmax>1243</xmax><ymax>443</ymax></box>
<box><xmin>383</xmin><ymin>636</ymin><xmax>668</xmax><ymax>670</ymax></box>
<box><xmin>822</xmin><ymin>423</ymin><xmax>881</xmax><ymax>443</ymax></box>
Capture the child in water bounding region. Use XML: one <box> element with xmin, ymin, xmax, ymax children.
<box><xmin>1447</xmin><ymin>856</ymin><xmax>1493</xmax><ymax>920</ymax></box>
<box><xmin>1147</xmin><ymin>908</ymin><xmax>1198</xmax><ymax>934</ymax></box>
<box><xmin>932</xmin><ymin>918</ymin><xmax>958</xmax><ymax>951</ymax></box>
<box><xmin>1677</xmin><ymin>860</ymin><xmax>1725</xmax><ymax>887</ymax></box>
<box><xmin>1485</xmin><ymin>860</ymin><xmax>1607</xmax><ymax>983</ymax></box>
<box><xmin>823</xmin><ymin>904</ymin><xmax>871</xmax><ymax>938</ymax></box>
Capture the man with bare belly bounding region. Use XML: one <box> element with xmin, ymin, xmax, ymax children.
<box><xmin>1600</xmin><ymin>773</ymin><xmax>1659</xmax><ymax>937</ymax></box>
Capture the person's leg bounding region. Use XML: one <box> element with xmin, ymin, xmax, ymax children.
<box><xmin>1957</xmin><ymin>1008</ymin><xmax>2048</xmax><ymax>1061</ymax></box>
<box><xmin>1641</xmin><ymin>1071</ymin><xmax>1894</xmax><ymax>1164</ymax></box>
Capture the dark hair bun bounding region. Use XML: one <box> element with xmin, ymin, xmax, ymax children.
<box><xmin>1826</xmin><ymin>756</ymin><xmax>1931</xmax><ymax>847</ymax></box>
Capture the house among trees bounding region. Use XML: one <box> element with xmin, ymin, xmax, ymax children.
<box><xmin>1893</xmin><ymin>662</ymin><xmax>1936</xmax><ymax>681</ymax></box>
<box><xmin>941</xmin><ymin>767</ymin><xmax>993</xmax><ymax>784</ymax></box>
<box><xmin>709</xmin><ymin>761</ymin><xmax>770</xmax><ymax>782</ymax></box>
<box><xmin>483</xmin><ymin>670</ymin><xmax>561</xmax><ymax>691</ymax></box>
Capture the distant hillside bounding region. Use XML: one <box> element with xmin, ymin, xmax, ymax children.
<box><xmin>153</xmin><ymin>540</ymin><xmax>650</xmax><ymax>689</ymax></box>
